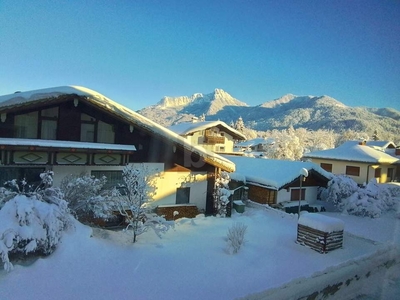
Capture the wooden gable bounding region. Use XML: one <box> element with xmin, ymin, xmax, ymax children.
<box><xmin>0</xmin><ymin>94</ymin><xmax>223</xmax><ymax>173</ymax></box>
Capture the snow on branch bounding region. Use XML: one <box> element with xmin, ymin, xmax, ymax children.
<box><xmin>111</xmin><ymin>164</ymin><xmax>173</xmax><ymax>243</ymax></box>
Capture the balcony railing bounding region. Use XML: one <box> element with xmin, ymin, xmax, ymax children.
<box><xmin>204</xmin><ymin>135</ymin><xmax>225</xmax><ymax>144</ymax></box>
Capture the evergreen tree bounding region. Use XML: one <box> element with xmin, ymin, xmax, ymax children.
<box><xmin>234</xmin><ymin>117</ymin><xmax>245</xmax><ymax>133</ymax></box>
<box><xmin>372</xmin><ymin>130</ymin><xmax>379</xmax><ymax>141</ymax></box>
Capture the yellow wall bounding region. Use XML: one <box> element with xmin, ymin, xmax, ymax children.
<box><xmin>185</xmin><ymin>128</ymin><xmax>235</xmax><ymax>153</ymax></box>
<box><xmin>52</xmin><ymin>163</ymin><xmax>209</xmax><ymax>210</ymax></box>
<box><xmin>308</xmin><ymin>158</ymin><xmax>393</xmax><ymax>184</ymax></box>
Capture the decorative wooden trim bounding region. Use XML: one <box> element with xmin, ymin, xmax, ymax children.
<box><xmin>56</xmin><ymin>152</ymin><xmax>87</xmax><ymax>165</ymax></box>
<box><xmin>93</xmin><ymin>153</ymin><xmax>121</xmax><ymax>165</ymax></box>
<box><xmin>13</xmin><ymin>151</ymin><xmax>48</xmax><ymax>164</ymax></box>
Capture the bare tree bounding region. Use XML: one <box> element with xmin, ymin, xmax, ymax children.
<box><xmin>112</xmin><ymin>164</ymin><xmax>172</xmax><ymax>243</ymax></box>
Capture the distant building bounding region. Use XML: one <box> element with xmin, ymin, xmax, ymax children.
<box><xmin>168</xmin><ymin>120</ymin><xmax>246</xmax><ymax>155</ymax></box>
<box><xmin>234</xmin><ymin>137</ymin><xmax>274</xmax><ymax>152</ymax></box>
<box><xmin>223</xmin><ymin>155</ymin><xmax>332</xmax><ymax>210</ymax></box>
<box><xmin>302</xmin><ymin>140</ymin><xmax>399</xmax><ymax>184</ymax></box>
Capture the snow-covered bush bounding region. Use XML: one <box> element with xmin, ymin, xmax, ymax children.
<box><xmin>213</xmin><ymin>171</ymin><xmax>231</xmax><ymax>217</ymax></box>
<box><xmin>112</xmin><ymin>164</ymin><xmax>173</xmax><ymax>243</ymax></box>
<box><xmin>226</xmin><ymin>222</ymin><xmax>247</xmax><ymax>254</ymax></box>
<box><xmin>387</xmin><ymin>184</ymin><xmax>400</xmax><ymax>219</ymax></box>
<box><xmin>60</xmin><ymin>173</ymin><xmax>113</xmax><ymax>220</ymax></box>
<box><xmin>0</xmin><ymin>172</ymin><xmax>71</xmax><ymax>272</ymax></box>
<box><xmin>0</xmin><ymin>187</ymin><xmax>14</xmax><ymax>210</ymax></box>
<box><xmin>319</xmin><ymin>174</ymin><xmax>359</xmax><ymax>208</ymax></box>
<box><xmin>320</xmin><ymin>175</ymin><xmax>398</xmax><ymax>218</ymax></box>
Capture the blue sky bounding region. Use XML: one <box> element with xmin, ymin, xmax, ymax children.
<box><xmin>1</xmin><ymin>0</ymin><xmax>399</xmax><ymax>110</ymax></box>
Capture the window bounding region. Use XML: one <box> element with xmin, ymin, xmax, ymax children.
<box><xmin>40</xmin><ymin>107</ymin><xmax>58</xmax><ymax>140</ymax></box>
<box><xmin>80</xmin><ymin>114</ymin><xmax>115</xmax><ymax>143</ymax></box>
<box><xmin>0</xmin><ymin>167</ymin><xmax>45</xmax><ymax>190</ymax></box>
<box><xmin>374</xmin><ymin>168</ymin><xmax>381</xmax><ymax>178</ymax></box>
<box><xmin>91</xmin><ymin>170</ymin><xmax>123</xmax><ymax>189</ymax></box>
<box><xmin>176</xmin><ymin>187</ymin><xmax>190</xmax><ymax>204</ymax></box>
<box><xmin>41</xmin><ymin>119</ymin><xmax>57</xmax><ymax>139</ymax></box>
<box><xmin>388</xmin><ymin>168</ymin><xmax>394</xmax><ymax>181</ymax></box>
<box><xmin>290</xmin><ymin>188</ymin><xmax>306</xmax><ymax>201</ymax></box>
<box><xmin>41</xmin><ymin>107</ymin><xmax>58</xmax><ymax>118</ymax></box>
<box><xmin>81</xmin><ymin>123</ymin><xmax>95</xmax><ymax>142</ymax></box>
<box><xmin>81</xmin><ymin>114</ymin><xmax>96</xmax><ymax>142</ymax></box>
<box><xmin>97</xmin><ymin>120</ymin><xmax>114</xmax><ymax>143</ymax></box>
<box><xmin>346</xmin><ymin>166</ymin><xmax>360</xmax><ymax>176</ymax></box>
<box><xmin>320</xmin><ymin>163</ymin><xmax>332</xmax><ymax>172</ymax></box>
<box><xmin>14</xmin><ymin>111</ymin><xmax>38</xmax><ymax>138</ymax></box>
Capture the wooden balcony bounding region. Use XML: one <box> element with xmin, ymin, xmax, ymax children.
<box><xmin>204</xmin><ymin>135</ymin><xmax>225</xmax><ymax>144</ymax></box>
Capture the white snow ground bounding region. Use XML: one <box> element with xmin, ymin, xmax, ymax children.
<box><xmin>0</xmin><ymin>204</ymin><xmax>399</xmax><ymax>300</ymax></box>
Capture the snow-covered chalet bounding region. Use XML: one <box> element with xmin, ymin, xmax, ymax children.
<box><xmin>223</xmin><ymin>155</ymin><xmax>332</xmax><ymax>212</ymax></box>
<box><xmin>302</xmin><ymin>140</ymin><xmax>400</xmax><ymax>185</ymax></box>
<box><xmin>0</xmin><ymin>86</ymin><xmax>236</xmax><ymax>217</ymax></box>
<box><xmin>168</xmin><ymin>120</ymin><xmax>246</xmax><ymax>155</ymax></box>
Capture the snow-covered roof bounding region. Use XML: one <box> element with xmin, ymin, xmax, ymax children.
<box><xmin>298</xmin><ymin>213</ymin><xmax>344</xmax><ymax>232</ymax></box>
<box><xmin>366</xmin><ymin>141</ymin><xmax>396</xmax><ymax>149</ymax></box>
<box><xmin>0</xmin><ymin>86</ymin><xmax>235</xmax><ymax>172</ymax></box>
<box><xmin>234</xmin><ymin>138</ymin><xmax>273</xmax><ymax>147</ymax></box>
<box><xmin>0</xmin><ymin>138</ymin><xmax>136</xmax><ymax>152</ymax></box>
<box><xmin>168</xmin><ymin>121</ymin><xmax>246</xmax><ymax>140</ymax></box>
<box><xmin>303</xmin><ymin>141</ymin><xmax>399</xmax><ymax>164</ymax></box>
<box><xmin>222</xmin><ymin>155</ymin><xmax>332</xmax><ymax>190</ymax></box>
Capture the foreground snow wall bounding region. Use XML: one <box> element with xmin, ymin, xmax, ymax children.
<box><xmin>240</xmin><ymin>244</ymin><xmax>400</xmax><ymax>300</ymax></box>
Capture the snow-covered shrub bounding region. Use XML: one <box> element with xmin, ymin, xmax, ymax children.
<box><xmin>320</xmin><ymin>175</ymin><xmax>397</xmax><ymax>218</ymax></box>
<box><xmin>387</xmin><ymin>184</ymin><xmax>400</xmax><ymax>219</ymax></box>
<box><xmin>226</xmin><ymin>222</ymin><xmax>247</xmax><ymax>254</ymax></box>
<box><xmin>112</xmin><ymin>164</ymin><xmax>173</xmax><ymax>243</ymax></box>
<box><xmin>213</xmin><ymin>172</ymin><xmax>231</xmax><ymax>217</ymax></box>
<box><xmin>0</xmin><ymin>187</ymin><xmax>14</xmax><ymax>210</ymax></box>
<box><xmin>0</xmin><ymin>172</ymin><xmax>71</xmax><ymax>272</ymax></box>
<box><xmin>319</xmin><ymin>174</ymin><xmax>359</xmax><ymax>209</ymax></box>
<box><xmin>395</xmin><ymin>202</ymin><xmax>400</xmax><ymax>219</ymax></box>
<box><xmin>60</xmin><ymin>173</ymin><xmax>113</xmax><ymax>220</ymax></box>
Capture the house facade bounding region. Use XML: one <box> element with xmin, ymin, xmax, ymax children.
<box><xmin>233</xmin><ymin>138</ymin><xmax>272</xmax><ymax>152</ymax></box>
<box><xmin>302</xmin><ymin>141</ymin><xmax>399</xmax><ymax>185</ymax></box>
<box><xmin>168</xmin><ymin>120</ymin><xmax>246</xmax><ymax>155</ymax></box>
<box><xmin>223</xmin><ymin>155</ymin><xmax>332</xmax><ymax>209</ymax></box>
<box><xmin>0</xmin><ymin>86</ymin><xmax>235</xmax><ymax>215</ymax></box>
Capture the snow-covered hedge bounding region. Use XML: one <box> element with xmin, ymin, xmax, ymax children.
<box><xmin>60</xmin><ymin>173</ymin><xmax>115</xmax><ymax>221</ymax></box>
<box><xmin>319</xmin><ymin>175</ymin><xmax>398</xmax><ymax>218</ymax></box>
<box><xmin>0</xmin><ymin>173</ymin><xmax>72</xmax><ymax>272</ymax></box>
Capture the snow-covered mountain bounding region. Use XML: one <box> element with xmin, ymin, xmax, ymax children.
<box><xmin>137</xmin><ymin>89</ymin><xmax>400</xmax><ymax>136</ymax></box>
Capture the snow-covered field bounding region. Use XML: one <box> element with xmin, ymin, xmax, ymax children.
<box><xmin>1</xmin><ymin>202</ymin><xmax>399</xmax><ymax>300</ymax></box>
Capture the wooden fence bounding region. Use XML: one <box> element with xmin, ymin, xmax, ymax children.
<box><xmin>297</xmin><ymin>224</ymin><xmax>343</xmax><ymax>253</ymax></box>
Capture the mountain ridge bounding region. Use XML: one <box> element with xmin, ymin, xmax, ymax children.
<box><xmin>137</xmin><ymin>89</ymin><xmax>400</xmax><ymax>137</ymax></box>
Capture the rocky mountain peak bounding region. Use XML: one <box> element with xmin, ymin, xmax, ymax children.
<box><xmin>137</xmin><ymin>89</ymin><xmax>399</xmax><ymax>139</ymax></box>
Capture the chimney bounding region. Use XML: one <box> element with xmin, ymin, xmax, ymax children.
<box><xmin>359</xmin><ymin>140</ymin><xmax>366</xmax><ymax>146</ymax></box>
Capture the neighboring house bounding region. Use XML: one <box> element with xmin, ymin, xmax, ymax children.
<box><xmin>223</xmin><ymin>155</ymin><xmax>332</xmax><ymax>209</ymax></box>
<box><xmin>302</xmin><ymin>140</ymin><xmax>400</xmax><ymax>185</ymax></box>
<box><xmin>168</xmin><ymin>120</ymin><xmax>246</xmax><ymax>154</ymax></box>
<box><xmin>234</xmin><ymin>137</ymin><xmax>273</xmax><ymax>152</ymax></box>
<box><xmin>0</xmin><ymin>86</ymin><xmax>235</xmax><ymax>216</ymax></box>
